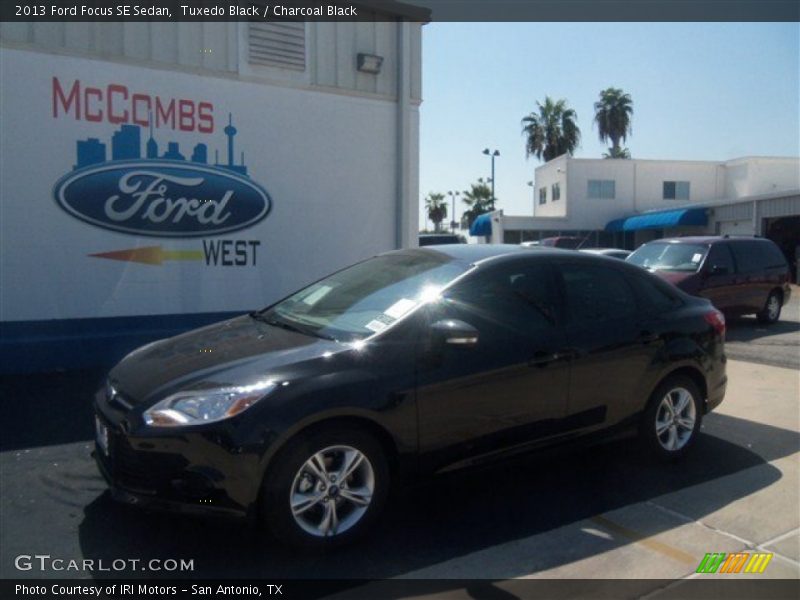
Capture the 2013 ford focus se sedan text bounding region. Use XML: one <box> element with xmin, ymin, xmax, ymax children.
<box><xmin>94</xmin><ymin>245</ymin><xmax>727</xmax><ymax>548</ymax></box>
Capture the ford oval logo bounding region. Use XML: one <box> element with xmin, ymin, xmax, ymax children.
<box><xmin>53</xmin><ymin>160</ymin><xmax>272</xmax><ymax>237</ymax></box>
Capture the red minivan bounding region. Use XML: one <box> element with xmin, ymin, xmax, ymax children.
<box><xmin>627</xmin><ymin>236</ymin><xmax>792</xmax><ymax>323</ymax></box>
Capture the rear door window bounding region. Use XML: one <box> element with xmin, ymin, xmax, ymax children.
<box><xmin>560</xmin><ymin>263</ymin><xmax>638</xmax><ymax>324</ymax></box>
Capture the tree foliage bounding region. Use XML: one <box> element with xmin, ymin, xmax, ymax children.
<box><xmin>424</xmin><ymin>192</ymin><xmax>448</xmax><ymax>232</ymax></box>
<box><xmin>522</xmin><ymin>97</ymin><xmax>581</xmax><ymax>162</ymax></box>
<box><xmin>461</xmin><ymin>178</ymin><xmax>495</xmax><ymax>228</ymax></box>
<box><xmin>594</xmin><ymin>87</ymin><xmax>633</xmax><ymax>159</ymax></box>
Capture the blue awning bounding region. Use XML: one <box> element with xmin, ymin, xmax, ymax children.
<box><xmin>469</xmin><ymin>213</ymin><xmax>493</xmax><ymax>237</ymax></box>
<box><xmin>605</xmin><ymin>207</ymin><xmax>708</xmax><ymax>232</ymax></box>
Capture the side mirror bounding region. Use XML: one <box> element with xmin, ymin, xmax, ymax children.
<box><xmin>710</xmin><ymin>264</ymin><xmax>729</xmax><ymax>275</ymax></box>
<box><xmin>431</xmin><ymin>319</ymin><xmax>479</xmax><ymax>346</ymax></box>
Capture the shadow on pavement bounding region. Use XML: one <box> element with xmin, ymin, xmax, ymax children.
<box><xmin>725</xmin><ymin>315</ymin><xmax>800</xmax><ymax>343</ymax></box>
<box><xmin>0</xmin><ymin>369</ymin><xmax>105</xmax><ymax>451</ymax></box>
<box><xmin>75</xmin><ymin>413</ymin><xmax>797</xmax><ymax>580</ymax></box>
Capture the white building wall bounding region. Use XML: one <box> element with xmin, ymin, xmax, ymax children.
<box><xmin>632</xmin><ymin>161</ymin><xmax>723</xmax><ymax>210</ymax></box>
<box><xmin>0</xmin><ymin>17</ymin><xmax>423</xmax><ymax>103</ymax></box>
<box><xmin>532</xmin><ymin>155</ymin><xmax>568</xmax><ymax>217</ymax></box>
<box><xmin>496</xmin><ymin>155</ymin><xmax>799</xmax><ymax>245</ymax></box>
<box><xmin>0</xmin><ymin>15</ymin><xmax>424</xmax><ymax>323</ymax></box>
<box><xmin>563</xmin><ymin>159</ymin><xmax>636</xmax><ymax>229</ymax></box>
<box><xmin>723</xmin><ymin>157</ymin><xmax>800</xmax><ymax>198</ymax></box>
<box><xmin>528</xmin><ymin>155</ymin><xmax>799</xmax><ymax>234</ymax></box>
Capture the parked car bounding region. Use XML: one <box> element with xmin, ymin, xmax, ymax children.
<box><xmin>581</xmin><ymin>248</ymin><xmax>632</xmax><ymax>260</ymax></box>
<box><xmin>95</xmin><ymin>245</ymin><xmax>727</xmax><ymax>548</ymax></box>
<box><xmin>539</xmin><ymin>236</ymin><xmax>584</xmax><ymax>249</ymax></box>
<box><xmin>627</xmin><ymin>236</ymin><xmax>791</xmax><ymax>324</ymax></box>
<box><xmin>520</xmin><ymin>241</ymin><xmax>540</xmax><ymax>247</ymax></box>
<box><xmin>419</xmin><ymin>233</ymin><xmax>465</xmax><ymax>246</ymax></box>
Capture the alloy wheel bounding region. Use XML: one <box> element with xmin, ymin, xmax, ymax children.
<box><xmin>655</xmin><ymin>387</ymin><xmax>696</xmax><ymax>452</ymax></box>
<box><xmin>289</xmin><ymin>445</ymin><xmax>375</xmax><ymax>537</ymax></box>
<box><xmin>767</xmin><ymin>295</ymin><xmax>780</xmax><ymax>321</ymax></box>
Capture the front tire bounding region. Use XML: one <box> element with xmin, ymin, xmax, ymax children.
<box><xmin>640</xmin><ymin>376</ymin><xmax>703</xmax><ymax>461</ymax></box>
<box><xmin>260</xmin><ymin>425</ymin><xmax>389</xmax><ymax>549</ymax></box>
<box><xmin>757</xmin><ymin>291</ymin><xmax>782</xmax><ymax>324</ymax></box>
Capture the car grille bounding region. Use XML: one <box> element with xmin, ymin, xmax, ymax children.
<box><xmin>96</xmin><ymin>414</ymin><xmax>187</xmax><ymax>495</ymax></box>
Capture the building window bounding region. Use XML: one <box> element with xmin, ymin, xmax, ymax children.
<box><xmin>248</xmin><ymin>21</ymin><xmax>306</xmax><ymax>71</ymax></box>
<box><xmin>552</xmin><ymin>182</ymin><xmax>561</xmax><ymax>201</ymax></box>
<box><xmin>588</xmin><ymin>179</ymin><xmax>615</xmax><ymax>199</ymax></box>
<box><xmin>539</xmin><ymin>187</ymin><xmax>547</xmax><ymax>205</ymax></box>
<box><xmin>663</xmin><ymin>181</ymin><xmax>690</xmax><ymax>200</ymax></box>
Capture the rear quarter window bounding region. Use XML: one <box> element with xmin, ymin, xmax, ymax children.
<box><xmin>757</xmin><ymin>241</ymin><xmax>789</xmax><ymax>268</ymax></box>
<box><xmin>627</xmin><ymin>272</ymin><xmax>684</xmax><ymax>313</ymax></box>
<box><xmin>730</xmin><ymin>241</ymin><xmax>785</xmax><ymax>271</ymax></box>
<box><xmin>560</xmin><ymin>263</ymin><xmax>638</xmax><ymax>323</ymax></box>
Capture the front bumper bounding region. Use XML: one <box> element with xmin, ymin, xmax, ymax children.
<box><xmin>93</xmin><ymin>447</ymin><xmax>245</xmax><ymax>518</ymax></box>
<box><xmin>93</xmin><ymin>398</ymin><xmax>264</xmax><ymax>519</ymax></box>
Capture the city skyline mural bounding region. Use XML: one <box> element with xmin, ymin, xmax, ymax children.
<box><xmin>74</xmin><ymin>113</ymin><xmax>248</xmax><ymax>176</ymax></box>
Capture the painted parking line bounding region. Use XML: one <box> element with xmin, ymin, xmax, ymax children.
<box><xmin>590</xmin><ymin>515</ymin><xmax>697</xmax><ymax>566</ymax></box>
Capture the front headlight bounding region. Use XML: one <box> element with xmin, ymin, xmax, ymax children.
<box><xmin>143</xmin><ymin>380</ymin><xmax>276</xmax><ymax>427</ymax></box>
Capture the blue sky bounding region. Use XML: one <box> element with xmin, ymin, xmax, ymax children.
<box><xmin>419</xmin><ymin>22</ymin><xmax>800</xmax><ymax>226</ymax></box>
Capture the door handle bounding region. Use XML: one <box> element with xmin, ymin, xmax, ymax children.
<box><xmin>528</xmin><ymin>348</ymin><xmax>578</xmax><ymax>367</ymax></box>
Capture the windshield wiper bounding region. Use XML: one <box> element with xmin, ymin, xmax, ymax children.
<box><xmin>250</xmin><ymin>312</ymin><xmax>335</xmax><ymax>341</ymax></box>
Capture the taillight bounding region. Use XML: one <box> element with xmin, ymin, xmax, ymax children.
<box><xmin>704</xmin><ymin>309</ymin><xmax>726</xmax><ymax>338</ymax></box>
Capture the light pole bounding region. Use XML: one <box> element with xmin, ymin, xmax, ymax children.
<box><xmin>447</xmin><ymin>190</ymin><xmax>460</xmax><ymax>232</ymax></box>
<box><xmin>483</xmin><ymin>148</ymin><xmax>500</xmax><ymax>207</ymax></box>
<box><xmin>527</xmin><ymin>180</ymin><xmax>535</xmax><ymax>216</ymax></box>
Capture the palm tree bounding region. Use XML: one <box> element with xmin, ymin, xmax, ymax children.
<box><xmin>424</xmin><ymin>192</ymin><xmax>448</xmax><ymax>232</ymax></box>
<box><xmin>521</xmin><ymin>97</ymin><xmax>581</xmax><ymax>162</ymax></box>
<box><xmin>594</xmin><ymin>87</ymin><xmax>633</xmax><ymax>159</ymax></box>
<box><xmin>461</xmin><ymin>178</ymin><xmax>494</xmax><ymax>228</ymax></box>
<box><xmin>603</xmin><ymin>147</ymin><xmax>631</xmax><ymax>159</ymax></box>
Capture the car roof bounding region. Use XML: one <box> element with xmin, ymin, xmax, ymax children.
<box><xmin>643</xmin><ymin>236</ymin><xmax>766</xmax><ymax>245</ymax></box>
<box><xmin>581</xmin><ymin>248</ymin><xmax>629</xmax><ymax>253</ymax></box>
<box><xmin>396</xmin><ymin>243</ymin><xmax>583</xmax><ymax>265</ymax></box>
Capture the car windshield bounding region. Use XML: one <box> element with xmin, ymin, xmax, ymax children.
<box><xmin>627</xmin><ymin>242</ymin><xmax>709</xmax><ymax>272</ymax></box>
<box><xmin>256</xmin><ymin>251</ymin><xmax>468</xmax><ymax>342</ymax></box>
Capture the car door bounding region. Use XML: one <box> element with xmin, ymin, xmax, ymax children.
<box><xmin>416</xmin><ymin>260</ymin><xmax>570</xmax><ymax>472</ymax></box>
<box><xmin>700</xmin><ymin>242</ymin><xmax>740</xmax><ymax>312</ymax></box>
<box><xmin>728</xmin><ymin>241</ymin><xmax>766</xmax><ymax>312</ymax></box>
<box><xmin>556</xmin><ymin>260</ymin><xmax>657</xmax><ymax>431</ymax></box>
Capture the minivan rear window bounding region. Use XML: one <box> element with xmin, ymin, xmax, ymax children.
<box><xmin>627</xmin><ymin>242</ymin><xmax>708</xmax><ymax>272</ymax></box>
<box><xmin>729</xmin><ymin>241</ymin><xmax>787</xmax><ymax>272</ymax></box>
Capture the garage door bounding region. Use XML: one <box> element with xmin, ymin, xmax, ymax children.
<box><xmin>717</xmin><ymin>220</ymin><xmax>754</xmax><ymax>236</ymax></box>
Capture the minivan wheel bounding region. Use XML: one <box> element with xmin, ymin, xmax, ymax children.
<box><xmin>260</xmin><ymin>426</ymin><xmax>389</xmax><ymax>549</ymax></box>
<box><xmin>640</xmin><ymin>376</ymin><xmax>703</xmax><ymax>460</ymax></box>
<box><xmin>757</xmin><ymin>291</ymin><xmax>782</xmax><ymax>324</ymax></box>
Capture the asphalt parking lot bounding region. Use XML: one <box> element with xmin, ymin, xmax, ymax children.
<box><xmin>725</xmin><ymin>287</ymin><xmax>800</xmax><ymax>371</ymax></box>
<box><xmin>1</xmin><ymin>294</ymin><xmax>798</xmax><ymax>594</ymax></box>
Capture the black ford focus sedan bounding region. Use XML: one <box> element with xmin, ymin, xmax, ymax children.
<box><xmin>94</xmin><ymin>245</ymin><xmax>727</xmax><ymax>548</ymax></box>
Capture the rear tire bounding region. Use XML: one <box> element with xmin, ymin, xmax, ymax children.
<box><xmin>639</xmin><ymin>376</ymin><xmax>703</xmax><ymax>461</ymax></box>
<box><xmin>757</xmin><ymin>291</ymin><xmax>782</xmax><ymax>324</ymax></box>
<box><xmin>260</xmin><ymin>425</ymin><xmax>389</xmax><ymax>550</ymax></box>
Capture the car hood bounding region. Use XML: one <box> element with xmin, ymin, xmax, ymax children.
<box><xmin>108</xmin><ymin>315</ymin><xmax>343</xmax><ymax>404</ymax></box>
<box><xmin>649</xmin><ymin>270</ymin><xmax>694</xmax><ymax>285</ymax></box>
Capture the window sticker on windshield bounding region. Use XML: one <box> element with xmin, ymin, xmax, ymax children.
<box><xmin>302</xmin><ymin>285</ymin><xmax>333</xmax><ymax>305</ymax></box>
<box><xmin>691</xmin><ymin>253</ymin><xmax>703</xmax><ymax>263</ymax></box>
<box><xmin>365</xmin><ymin>319</ymin><xmax>389</xmax><ymax>333</ymax></box>
<box><xmin>384</xmin><ymin>298</ymin><xmax>417</xmax><ymax>319</ymax></box>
